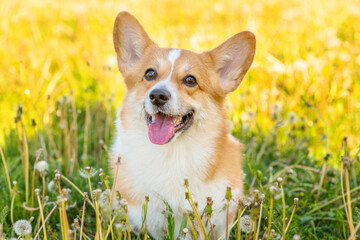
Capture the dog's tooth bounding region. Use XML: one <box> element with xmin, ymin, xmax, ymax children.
<box><xmin>175</xmin><ymin>117</ymin><xmax>182</xmax><ymax>125</ymax></box>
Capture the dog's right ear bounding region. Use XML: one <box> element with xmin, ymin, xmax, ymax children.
<box><xmin>113</xmin><ymin>12</ymin><xmax>155</xmax><ymax>75</ymax></box>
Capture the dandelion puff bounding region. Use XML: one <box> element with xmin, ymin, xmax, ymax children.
<box><xmin>35</xmin><ymin>161</ymin><xmax>49</xmax><ymax>175</ymax></box>
<box><xmin>99</xmin><ymin>189</ymin><xmax>111</xmax><ymax>208</ymax></box>
<box><xmin>239</xmin><ymin>215</ymin><xmax>253</xmax><ymax>234</ymax></box>
<box><xmin>61</xmin><ymin>188</ymin><xmax>72</xmax><ymax>198</ymax></box>
<box><xmin>269</xmin><ymin>184</ymin><xmax>280</xmax><ymax>196</ymax></box>
<box><xmin>239</xmin><ymin>196</ymin><xmax>254</xmax><ymax>207</ymax></box>
<box><xmin>48</xmin><ymin>180</ymin><xmax>58</xmax><ymax>193</ymax></box>
<box><xmin>270</xmin><ymin>101</ymin><xmax>283</xmax><ymax>119</ymax></box>
<box><xmin>79</xmin><ymin>167</ymin><xmax>98</xmax><ymax>178</ymax></box>
<box><xmin>272</xmin><ymin>232</ymin><xmax>282</xmax><ymax>240</ymax></box>
<box><xmin>13</xmin><ymin>220</ymin><xmax>32</xmax><ymax>236</ymax></box>
<box><xmin>66</xmin><ymin>201</ymin><xmax>77</xmax><ymax>210</ymax></box>
<box><xmin>100</xmin><ymin>189</ymin><xmax>111</xmax><ymax>221</ymax></box>
<box><xmin>288</xmin><ymin>112</ymin><xmax>298</xmax><ymax>124</ymax></box>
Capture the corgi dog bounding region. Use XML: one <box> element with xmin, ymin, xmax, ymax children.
<box><xmin>111</xmin><ymin>11</ymin><xmax>256</xmax><ymax>239</ymax></box>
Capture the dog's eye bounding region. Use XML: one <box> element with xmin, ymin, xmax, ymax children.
<box><xmin>144</xmin><ymin>69</ymin><xmax>157</xmax><ymax>81</ymax></box>
<box><xmin>183</xmin><ymin>75</ymin><xmax>197</xmax><ymax>87</ymax></box>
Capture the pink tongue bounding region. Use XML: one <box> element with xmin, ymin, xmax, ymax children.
<box><xmin>148</xmin><ymin>113</ymin><xmax>176</xmax><ymax>145</ymax></box>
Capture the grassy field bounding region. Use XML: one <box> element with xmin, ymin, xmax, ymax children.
<box><xmin>0</xmin><ymin>0</ymin><xmax>360</xmax><ymax>239</ymax></box>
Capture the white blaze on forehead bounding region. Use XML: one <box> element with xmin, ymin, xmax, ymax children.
<box><xmin>165</xmin><ymin>49</ymin><xmax>182</xmax><ymax>81</ymax></box>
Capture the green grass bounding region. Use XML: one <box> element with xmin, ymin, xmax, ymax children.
<box><xmin>1</xmin><ymin>0</ymin><xmax>360</xmax><ymax>238</ymax></box>
<box><xmin>0</xmin><ymin>92</ymin><xmax>359</xmax><ymax>239</ymax></box>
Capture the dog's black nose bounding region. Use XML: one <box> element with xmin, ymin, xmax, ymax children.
<box><xmin>149</xmin><ymin>89</ymin><xmax>171</xmax><ymax>106</ymax></box>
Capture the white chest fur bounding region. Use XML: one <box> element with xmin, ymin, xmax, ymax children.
<box><xmin>111</xmin><ymin>118</ymin><xmax>238</xmax><ymax>238</ymax></box>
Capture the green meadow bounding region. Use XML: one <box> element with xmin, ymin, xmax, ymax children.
<box><xmin>0</xmin><ymin>0</ymin><xmax>359</xmax><ymax>239</ymax></box>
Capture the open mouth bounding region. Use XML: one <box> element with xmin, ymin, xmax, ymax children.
<box><xmin>146</xmin><ymin>110</ymin><xmax>194</xmax><ymax>145</ymax></box>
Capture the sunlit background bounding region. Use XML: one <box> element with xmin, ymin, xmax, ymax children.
<box><xmin>1</xmin><ymin>0</ymin><xmax>359</xmax><ymax>165</ymax></box>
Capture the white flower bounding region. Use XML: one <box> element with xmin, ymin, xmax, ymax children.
<box><xmin>35</xmin><ymin>161</ymin><xmax>49</xmax><ymax>175</ymax></box>
<box><xmin>79</xmin><ymin>167</ymin><xmax>98</xmax><ymax>178</ymax></box>
<box><xmin>240</xmin><ymin>215</ymin><xmax>253</xmax><ymax>234</ymax></box>
<box><xmin>13</xmin><ymin>220</ymin><xmax>32</xmax><ymax>236</ymax></box>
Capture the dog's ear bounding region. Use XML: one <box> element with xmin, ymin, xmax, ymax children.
<box><xmin>113</xmin><ymin>11</ymin><xmax>155</xmax><ymax>75</ymax></box>
<box><xmin>208</xmin><ymin>31</ymin><xmax>256</xmax><ymax>94</ymax></box>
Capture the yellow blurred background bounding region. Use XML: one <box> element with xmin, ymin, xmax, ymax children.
<box><xmin>0</xmin><ymin>0</ymin><xmax>359</xmax><ymax>160</ymax></box>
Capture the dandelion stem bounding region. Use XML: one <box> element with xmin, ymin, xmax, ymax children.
<box><xmin>118</xmin><ymin>224</ymin><xmax>123</xmax><ymax>240</ymax></box>
<box><xmin>136</xmin><ymin>197</ymin><xmax>149</xmax><ymax>240</ymax></box>
<box><xmin>59</xmin><ymin>205</ymin><xmax>65</xmax><ymax>239</ymax></box>
<box><xmin>79</xmin><ymin>193</ymin><xmax>87</xmax><ymax>240</ymax></box>
<box><xmin>348</xmin><ymin>220</ymin><xmax>360</xmax><ymax>240</ymax></box>
<box><xmin>88</xmin><ymin>176</ymin><xmax>94</xmax><ymax>203</ymax></box>
<box><xmin>34</xmin><ymin>203</ymin><xmax>57</xmax><ymax>240</ymax></box>
<box><xmin>280</xmin><ymin>184</ymin><xmax>286</xmax><ymax>239</ymax></box>
<box><xmin>110</xmin><ymin>157</ymin><xmax>121</xmax><ymax>207</ymax></box>
<box><xmin>340</xmin><ymin>160</ymin><xmax>351</xmax><ymax>232</ymax></box>
<box><xmin>94</xmin><ymin>196</ymin><xmax>101</xmax><ymax>240</ymax></box>
<box><xmin>10</xmin><ymin>192</ymin><xmax>16</xmax><ymax>225</ymax></box>
<box><xmin>104</xmin><ymin>215</ymin><xmax>117</xmax><ymax>240</ymax></box>
<box><xmin>284</xmin><ymin>199</ymin><xmax>298</xmax><ymax>235</ymax></box>
<box><xmin>267</xmin><ymin>196</ymin><xmax>273</xmax><ymax>240</ymax></box>
<box><xmin>209</xmin><ymin>218</ymin><xmax>216</xmax><ymax>240</ymax></box>
<box><xmin>186</xmin><ymin>215</ymin><xmax>198</xmax><ymax>240</ymax></box>
<box><xmin>217</xmin><ymin>211</ymin><xmax>243</xmax><ymax>240</ymax></box>
<box><xmin>255</xmin><ymin>199</ymin><xmax>264</xmax><ymax>240</ymax></box>
<box><xmin>185</xmin><ymin>182</ymin><xmax>209</xmax><ymax>240</ymax></box>
<box><xmin>126</xmin><ymin>214</ymin><xmax>131</xmax><ymax>240</ymax></box>
<box><xmin>60</xmin><ymin>175</ymin><xmax>95</xmax><ymax>209</ymax></box>
<box><xmin>22</xmin><ymin>125</ymin><xmax>30</xmax><ymax>204</ymax></box>
<box><xmin>60</xmin><ymin>196</ymin><xmax>70</xmax><ymax>240</ymax></box>
<box><xmin>36</xmin><ymin>192</ymin><xmax>47</xmax><ymax>240</ymax></box>
<box><xmin>345</xmin><ymin>163</ymin><xmax>355</xmax><ymax>239</ymax></box>
<box><xmin>236</xmin><ymin>207</ymin><xmax>247</xmax><ymax>240</ymax></box>
<box><xmin>31</xmin><ymin>153</ymin><xmax>42</xmax><ymax>207</ymax></box>
<box><xmin>0</xmin><ymin>146</ymin><xmax>12</xmax><ymax>197</ymax></box>
<box><xmin>41</xmin><ymin>175</ymin><xmax>46</xmax><ymax>206</ymax></box>
<box><xmin>226</xmin><ymin>201</ymin><xmax>230</xmax><ymax>240</ymax></box>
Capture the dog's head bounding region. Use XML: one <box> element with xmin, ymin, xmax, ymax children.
<box><xmin>113</xmin><ymin>12</ymin><xmax>255</xmax><ymax>145</ymax></box>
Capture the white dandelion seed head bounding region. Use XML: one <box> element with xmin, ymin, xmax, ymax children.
<box><xmin>35</xmin><ymin>149</ymin><xmax>43</xmax><ymax>157</ymax></box>
<box><xmin>272</xmin><ymin>102</ymin><xmax>282</xmax><ymax>113</ymax></box>
<box><xmin>13</xmin><ymin>220</ymin><xmax>32</xmax><ymax>236</ymax></box>
<box><xmin>66</xmin><ymin>201</ymin><xmax>77</xmax><ymax>210</ymax></box>
<box><xmin>239</xmin><ymin>196</ymin><xmax>254</xmax><ymax>207</ymax></box>
<box><xmin>240</xmin><ymin>215</ymin><xmax>253</xmax><ymax>234</ymax></box>
<box><xmin>269</xmin><ymin>185</ymin><xmax>280</xmax><ymax>196</ymax></box>
<box><xmin>48</xmin><ymin>180</ymin><xmax>58</xmax><ymax>193</ymax></box>
<box><xmin>35</xmin><ymin>161</ymin><xmax>49</xmax><ymax>175</ymax></box>
<box><xmin>273</xmin><ymin>232</ymin><xmax>282</xmax><ymax>240</ymax></box>
<box><xmin>79</xmin><ymin>167</ymin><xmax>98</xmax><ymax>178</ymax></box>
<box><xmin>99</xmin><ymin>189</ymin><xmax>111</xmax><ymax>208</ymax></box>
<box><xmin>288</xmin><ymin>112</ymin><xmax>298</xmax><ymax>124</ymax></box>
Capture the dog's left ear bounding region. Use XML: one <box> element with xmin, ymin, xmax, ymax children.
<box><xmin>208</xmin><ymin>31</ymin><xmax>256</xmax><ymax>94</ymax></box>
